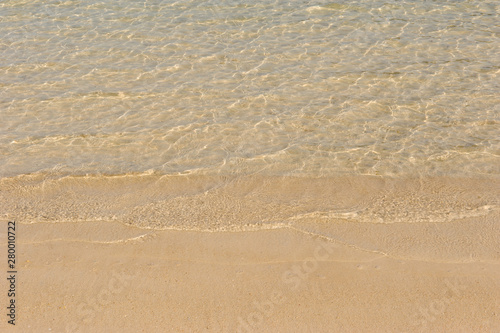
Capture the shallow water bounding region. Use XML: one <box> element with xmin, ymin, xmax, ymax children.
<box><xmin>1</xmin><ymin>0</ymin><xmax>499</xmax><ymax>178</ymax></box>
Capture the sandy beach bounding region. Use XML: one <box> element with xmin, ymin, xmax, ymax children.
<box><xmin>1</xmin><ymin>2</ymin><xmax>499</xmax><ymax>331</ymax></box>
<box><xmin>1</xmin><ymin>175</ymin><xmax>499</xmax><ymax>332</ymax></box>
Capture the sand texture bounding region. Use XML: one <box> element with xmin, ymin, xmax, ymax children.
<box><xmin>0</xmin><ymin>175</ymin><xmax>499</xmax><ymax>332</ymax></box>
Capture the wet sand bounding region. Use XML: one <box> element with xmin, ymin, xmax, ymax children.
<box><xmin>0</xmin><ymin>175</ymin><xmax>499</xmax><ymax>332</ymax></box>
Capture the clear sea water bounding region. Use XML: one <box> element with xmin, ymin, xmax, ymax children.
<box><xmin>1</xmin><ymin>0</ymin><xmax>499</xmax><ymax>178</ymax></box>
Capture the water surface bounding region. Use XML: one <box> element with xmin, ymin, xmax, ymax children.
<box><xmin>1</xmin><ymin>0</ymin><xmax>499</xmax><ymax>177</ymax></box>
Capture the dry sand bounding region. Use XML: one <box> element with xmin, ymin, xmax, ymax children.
<box><xmin>0</xmin><ymin>175</ymin><xmax>499</xmax><ymax>332</ymax></box>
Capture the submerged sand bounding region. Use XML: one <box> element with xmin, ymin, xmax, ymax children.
<box><xmin>0</xmin><ymin>174</ymin><xmax>499</xmax><ymax>332</ymax></box>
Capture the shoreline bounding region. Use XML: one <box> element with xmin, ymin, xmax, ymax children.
<box><xmin>1</xmin><ymin>174</ymin><xmax>498</xmax><ymax>331</ymax></box>
<box><xmin>1</xmin><ymin>174</ymin><xmax>498</xmax><ymax>229</ymax></box>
